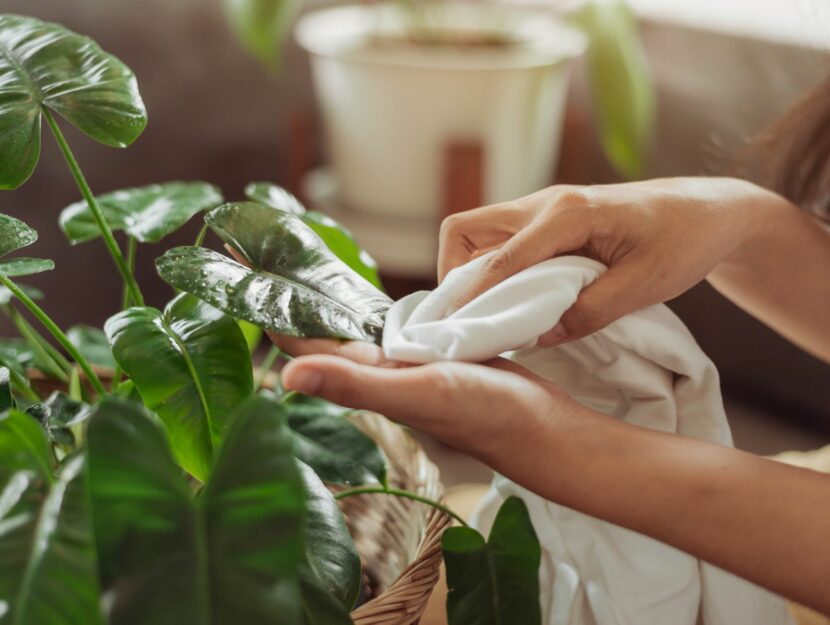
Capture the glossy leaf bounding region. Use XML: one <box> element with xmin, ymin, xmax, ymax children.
<box><xmin>0</xmin><ymin>410</ymin><xmax>102</xmax><ymax>625</ymax></box>
<box><xmin>238</xmin><ymin>319</ymin><xmax>263</xmax><ymax>353</ymax></box>
<box><xmin>222</xmin><ymin>0</ymin><xmax>301</xmax><ymax>69</ymax></box>
<box><xmin>245</xmin><ymin>183</ymin><xmax>382</xmax><ymax>288</ymax></box>
<box><xmin>105</xmin><ymin>293</ymin><xmax>253</xmax><ymax>481</ymax></box>
<box><xmin>0</xmin><ymin>258</ymin><xmax>54</xmax><ymax>277</ymax></box>
<box><xmin>0</xmin><ymin>214</ymin><xmax>36</xmax><ymax>256</ymax></box>
<box><xmin>67</xmin><ymin>325</ymin><xmax>115</xmax><ymax>369</ymax></box>
<box><xmin>442</xmin><ymin>496</ymin><xmax>541</xmax><ymax>625</ymax></box>
<box><xmin>60</xmin><ymin>182</ymin><xmax>223</xmax><ymax>245</ymax></box>
<box><xmin>285</xmin><ymin>396</ymin><xmax>386</xmax><ymax>486</ymax></box>
<box><xmin>156</xmin><ymin>203</ymin><xmax>391</xmax><ymax>343</ymax></box>
<box><xmin>0</xmin><ymin>283</ymin><xmax>42</xmax><ymax>306</ymax></box>
<box><xmin>576</xmin><ymin>0</ymin><xmax>655</xmax><ymax>179</ymax></box>
<box><xmin>27</xmin><ymin>392</ymin><xmax>91</xmax><ymax>450</ymax></box>
<box><xmin>0</xmin><ymin>14</ymin><xmax>146</xmax><ymax>189</ymax></box>
<box><xmin>298</xmin><ymin>461</ymin><xmax>361</xmax><ymax>609</ymax></box>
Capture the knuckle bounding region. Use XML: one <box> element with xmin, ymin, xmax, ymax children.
<box><xmin>483</xmin><ymin>247</ymin><xmax>514</xmax><ymax>275</ymax></box>
<box><xmin>555</xmin><ymin>187</ymin><xmax>591</xmax><ymax>209</ymax></box>
<box><xmin>563</xmin><ymin>302</ymin><xmax>602</xmax><ymax>336</ymax></box>
<box><xmin>425</xmin><ymin>364</ymin><xmax>464</xmax><ymax>401</ymax></box>
<box><xmin>439</xmin><ymin>213</ymin><xmax>465</xmax><ymax>239</ymax></box>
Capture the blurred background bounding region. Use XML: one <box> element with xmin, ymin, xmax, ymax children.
<box><xmin>3</xmin><ymin>0</ymin><xmax>829</xmax><ymax>476</ymax></box>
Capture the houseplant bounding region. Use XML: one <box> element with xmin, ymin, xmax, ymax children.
<box><xmin>0</xmin><ymin>13</ymin><xmax>543</xmax><ymax>624</ymax></box>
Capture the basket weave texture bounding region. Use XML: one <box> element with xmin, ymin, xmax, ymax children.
<box><xmin>341</xmin><ymin>411</ymin><xmax>452</xmax><ymax>625</ymax></box>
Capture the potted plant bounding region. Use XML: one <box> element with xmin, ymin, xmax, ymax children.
<box><xmin>0</xmin><ymin>13</ymin><xmax>544</xmax><ymax>624</ymax></box>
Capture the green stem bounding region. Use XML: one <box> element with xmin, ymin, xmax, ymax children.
<box><xmin>194</xmin><ymin>223</ymin><xmax>209</xmax><ymax>247</ymax></box>
<box><xmin>112</xmin><ymin>236</ymin><xmax>137</xmax><ymax>390</ymax></box>
<box><xmin>334</xmin><ymin>485</ymin><xmax>468</xmax><ymax>527</ymax></box>
<box><xmin>10</xmin><ymin>371</ymin><xmax>39</xmax><ymax>403</ymax></box>
<box><xmin>43</xmin><ymin>109</ymin><xmax>144</xmax><ymax>306</ymax></box>
<box><xmin>5</xmin><ymin>307</ymin><xmax>70</xmax><ymax>381</ymax></box>
<box><xmin>254</xmin><ymin>344</ymin><xmax>281</xmax><ymax>391</ymax></box>
<box><xmin>0</xmin><ymin>276</ymin><xmax>107</xmax><ymax>397</ymax></box>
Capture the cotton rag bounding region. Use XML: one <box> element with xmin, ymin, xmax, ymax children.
<box><xmin>382</xmin><ymin>254</ymin><xmax>793</xmax><ymax>625</ymax></box>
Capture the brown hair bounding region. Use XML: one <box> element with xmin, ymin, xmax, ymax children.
<box><xmin>744</xmin><ymin>75</ymin><xmax>830</xmax><ymax>221</ymax></box>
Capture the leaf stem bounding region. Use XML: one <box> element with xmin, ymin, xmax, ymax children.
<box><xmin>112</xmin><ymin>236</ymin><xmax>137</xmax><ymax>390</ymax></box>
<box><xmin>0</xmin><ymin>276</ymin><xmax>107</xmax><ymax>397</ymax></box>
<box><xmin>334</xmin><ymin>485</ymin><xmax>468</xmax><ymax>527</ymax></box>
<box><xmin>43</xmin><ymin>109</ymin><xmax>144</xmax><ymax>306</ymax></box>
<box><xmin>254</xmin><ymin>344</ymin><xmax>281</xmax><ymax>391</ymax></box>
<box><xmin>4</xmin><ymin>306</ymin><xmax>70</xmax><ymax>381</ymax></box>
<box><xmin>194</xmin><ymin>223</ymin><xmax>209</xmax><ymax>247</ymax></box>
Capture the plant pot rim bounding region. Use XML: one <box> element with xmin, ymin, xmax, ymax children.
<box><xmin>295</xmin><ymin>1</ymin><xmax>586</xmax><ymax>71</ymax></box>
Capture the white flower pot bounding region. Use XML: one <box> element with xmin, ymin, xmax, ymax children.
<box><xmin>296</xmin><ymin>2</ymin><xmax>585</xmax><ymax>220</ymax></box>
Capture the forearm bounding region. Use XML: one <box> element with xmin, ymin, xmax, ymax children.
<box><xmin>709</xmin><ymin>192</ymin><xmax>830</xmax><ymax>363</ymax></box>
<box><xmin>486</xmin><ymin>410</ymin><xmax>830</xmax><ymax>614</ymax></box>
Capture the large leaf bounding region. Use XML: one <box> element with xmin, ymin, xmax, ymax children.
<box><xmin>87</xmin><ymin>395</ymin><xmax>311</xmax><ymax>625</ymax></box>
<box><xmin>105</xmin><ymin>293</ymin><xmax>253</xmax><ymax>481</ymax></box>
<box><xmin>0</xmin><ymin>411</ymin><xmax>102</xmax><ymax>625</ymax></box>
<box><xmin>0</xmin><ymin>214</ymin><xmax>36</xmax><ymax>257</ymax></box>
<box><xmin>0</xmin><ymin>257</ymin><xmax>54</xmax><ymax>277</ymax></box>
<box><xmin>156</xmin><ymin>203</ymin><xmax>391</xmax><ymax>344</ymax></box>
<box><xmin>60</xmin><ymin>182</ymin><xmax>223</xmax><ymax>245</ymax></box>
<box><xmin>222</xmin><ymin>0</ymin><xmax>301</xmax><ymax>69</ymax></box>
<box><xmin>245</xmin><ymin>183</ymin><xmax>382</xmax><ymax>288</ymax></box>
<box><xmin>442</xmin><ymin>496</ymin><xmax>541</xmax><ymax>625</ymax></box>
<box><xmin>575</xmin><ymin>0</ymin><xmax>655</xmax><ymax>179</ymax></box>
<box><xmin>67</xmin><ymin>325</ymin><xmax>115</xmax><ymax>369</ymax></box>
<box><xmin>0</xmin><ymin>14</ymin><xmax>147</xmax><ymax>189</ymax></box>
<box><xmin>285</xmin><ymin>396</ymin><xmax>386</xmax><ymax>486</ymax></box>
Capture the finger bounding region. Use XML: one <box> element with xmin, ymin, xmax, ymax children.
<box><xmin>267</xmin><ymin>332</ymin><xmax>394</xmax><ymax>367</ymax></box>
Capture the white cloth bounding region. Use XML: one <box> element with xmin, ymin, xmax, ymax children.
<box><xmin>383</xmin><ymin>254</ymin><xmax>792</xmax><ymax>625</ymax></box>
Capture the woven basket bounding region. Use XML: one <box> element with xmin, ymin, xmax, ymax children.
<box><xmin>342</xmin><ymin>411</ymin><xmax>452</xmax><ymax>625</ymax></box>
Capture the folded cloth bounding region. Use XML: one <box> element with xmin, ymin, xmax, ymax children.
<box><xmin>383</xmin><ymin>254</ymin><xmax>793</xmax><ymax>625</ymax></box>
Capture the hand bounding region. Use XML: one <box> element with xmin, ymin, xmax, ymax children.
<box><xmin>281</xmin><ymin>353</ymin><xmax>584</xmax><ymax>462</ymax></box>
<box><xmin>438</xmin><ymin>177</ymin><xmax>786</xmax><ymax>344</ymax></box>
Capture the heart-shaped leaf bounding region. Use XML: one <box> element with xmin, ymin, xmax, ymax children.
<box><xmin>67</xmin><ymin>325</ymin><xmax>115</xmax><ymax>369</ymax></box>
<box><xmin>105</xmin><ymin>293</ymin><xmax>253</xmax><ymax>481</ymax></box>
<box><xmin>60</xmin><ymin>182</ymin><xmax>223</xmax><ymax>245</ymax></box>
<box><xmin>285</xmin><ymin>396</ymin><xmax>386</xmax><ymax>486</ymax></box>
<box><xmin>0</xmin><ymin>214</ymin><xmax>37</xmax><ymax>256</ymax></box>
<box><xmin>442</xmin><ymin>496</ymin><xmax>541</xmax><ymax>625</ymax></box>
<box><xmin>156</xmin><ymin>203</ymin><xmax>391</xmax><ymax>344</ymax></box>
<box><xmin>0</xmin><ymin>410</ymin><xmax>102</xmax><ymax>624</ymax></box>
<box><xmin>0</xmin><ymin>14</ymin><xmax>147</xmax><ymax>189</ymax></box>
<box><xmin>0</xmin><ymin>258</ymin><xmax>54</xmax><ymax>277</ymax></box>
<box><xmin>245</xmin><ymin>183</ymin><xmax>382</xmax><ymax>288</ymax></box>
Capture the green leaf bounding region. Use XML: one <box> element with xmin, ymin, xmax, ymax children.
<box><xmin>0</xmin><ymin>410</ymin><xmax>102</xmax><ymax>625</ymax></box>
<box><xmin>0</xmin><ymin>214</ymin><xmax>36</xmax><ymax>257</ymax></box>
<box><xmin>222</xmin><ymin>0</ymin><xmax>301</xmax><ymax>70</ymax></box>
<box><xmin>0</xmin><ymin>283</ymin><xmax>42</xmax><ymax>306</ymax></box>
<box><xmin>245</xmin><ymin>183</ymin><xmax>382</xmax><ymax>288</ymax></box>
<box><xmin>575</xmin><ymin>0</ymin><xmax>655</xmax><ymax>179</ymax></box>
<box><xmin>0</xmin><ymin>258</ymin><xmax>54</xmax><ymax>277</ymax></box>
<box><xmin>298</xmin><ymin>461</ymin><xmax>361</xmax><ymax>610</ymax></box>
<box><xmin>238</xmin><ymin>319</ymin><xmax>263</xmax><ymax>353</ymax></box>
<box><xmin>60</xmin><ymin>182</ymin><xmax>223</xmax><ymax>245</ymax></box>
<box><xmin>0</xmin><ymin>14</ymin><xmax>147</xmax><ymax>189</ymax></box>
<box><xmin>27</xmin><ymin>391</ymin><xmax>91</xmax><ymax>450</ymax></box>
<box><xmin>105</xmin><ymin>293</ymin><xmax>254</xmax><ymax>481</ymax></box>
<box><xmin>442</xmin><ymin>496</ymin><xmax>541</xmax><ymax>625</ymax></box>
<box><xmin>156</xmin><ymin>202</ymin><xmax>391</xmax><ymax>344</ymax></box>
<box><xmin>285</xmin><ymin>396</ymin><xmax>387</xmax><ymax>486</ymax></box>
<box><xmin>67</xmin><ymin>325</ymin><xmax>115</xmax><ymax>369</ymax></box>
<box><xmin>0</xmin><ymin>366</ymin><xmax>12</xmax><ymax>411</ymax></box>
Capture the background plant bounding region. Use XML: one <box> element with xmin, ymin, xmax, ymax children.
<box><xmin>0</xmin><ymin>13</ymin><xmax>542</xmax><ymax>625</ymax></box>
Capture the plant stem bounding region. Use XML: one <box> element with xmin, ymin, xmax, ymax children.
<box><xmin>112</xmin><ymin>236</ymin><xmax>137</xmax><ymax>390</ymax></box>
<box><xmin>334</xmin><ymin>485</ymin><xmax>468</xmax><ymax>527</ymax></box>
<box><xmin>0</xmin><ymin>276</ymin><xmax>107</xmax><ymax>397</ymax></box>
<box><xmin>194</xmin><ymin>223</ymin><xmax>209</xmax><ymax>247</ymax></box>
<box><xmin>43</xmin><ymin>109</ymin><xmax>144</xmax><ymax>306</ymax></box>
<box><xmin>5</xmin><ymin>306</ymin><xmax>70</xmax><ymax>381</ymax></box>
<box><xmin>254</xmin><ymin>344</ymin><xmax>281</xmax><ymax>391</ymax></box>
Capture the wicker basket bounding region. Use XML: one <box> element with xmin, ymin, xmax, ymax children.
<box><xmin>342</xmin><ymin>411</ymin><xmax>452</xmax><ymax>625</ymax></box>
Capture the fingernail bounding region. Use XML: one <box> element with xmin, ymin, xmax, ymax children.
<box><xmin>549</xmin><ymin>322</ymin><xmax>568</xmax><ymax>344</ymax></box>
<box><xmin>286</xmin><ymin>367</ymin><xmax>322</xmax><ymax>395</ymax></box>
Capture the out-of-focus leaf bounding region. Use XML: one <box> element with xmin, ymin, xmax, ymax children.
<box><xmin>442</xmin><ymin>496</ymin><xmax>541</xmax><ymax>625</ymax></box>
<box><xmin>0</xmin><ymin>283</ymin><xmax>42</xmax><ymax>306</ymax></box>
<box><xmin>26</xmin><ymin>391</ymin><xmax>91</xmax><ymax>449</ymax></box>
<box><xmin>0</xmin><ymin>213</ymin><xmax>37</xmax><ymax>256</ymax></box>
<box><xmin>238</xmin><ymin>319</ymin><xmax>263</xmax><ymax>353</ymax></box>
<box><xmin>156</xmin><ymin>203</ymin><xmax>391</xmax><ymax>344</ymax></box>
<box><xmin>245</xmin><ymin>183</ymin><xmax>382</xmax><ymax>288</ymax></box>
<box><xmin>575</xmin><ymin>0</ymin><xmax>655</xmax><ymax>179</ymax></box>
<box><xmin>105</xmin><ymin>293</ymin><xmax>253</xmax><ymax>481</ymax></box>
<box><xmin>0</xmin><ymin>366</ymin><xmax>12</xmax><ymax>411</ymax></box>
<box><xmin>60</xmin><ymin>182</ymin><xmax>223</xmax><ymax>244</ymax></box>
<box><xmin>0</xmin><ymin>257</ymin><xmax>54</xmax><ymax>277</ymax></box>
<box><xmin>0</xmin><ymin>14</ymin><xmax>146</xmax><ymax>189</ymax></box>
<box><xmin>67</xmin><ymin>325</ymin><xmax>115</xmax><ymax>369</ymax></box>
<box><xmin>222</xmin><ymin>0</ymin><xmax>301</xmax><ymax>70</ymax></box>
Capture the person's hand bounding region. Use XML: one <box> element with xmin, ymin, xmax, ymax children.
<box><xmin>438</xmin><ymin>177</ymin><xmax>789</xmax><ymax>344</ymax></box>
<box><xmin>281</xmin><ymin>353</ymin><xmax>588</xmax><ymax>463</ymax></box>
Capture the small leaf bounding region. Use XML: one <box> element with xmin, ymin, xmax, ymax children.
<box><xmin>0</xmin><ymin>214</ymin><xmax>37</xmax><ymax>256</ymax></box>
<box><xmin>156</xmin><ymin>203</ymin><xmax>391</xmax><ymax>344</ymax></box>
<box><xmin>60</xmin><ymin>182</ymin><xmax>224</xmax><ymax>244</ymax></box>
<box><xmin>222</xmin><ymin>0</ymin><xmax>301</xmax><ymax>70</ymax></box>
<box><xmin>442</xmin><ymin>496</ymin><xmax>541</xmax><ymax>625</ymax></box>
<box><xmin>285</xmin><ymin>395</ymin><xmax>387</xmax><ymax>486</ymax></box>
<box><xmin>245</xmin><ymin>183</ymin><xmax>382</xmax><ymax>288</ymax></box>
<box><xmin>0</xmin><ymin>14</ymin><xmax>146</xmax><ymax>189</ymax></box>
<box><xmin>67</xmin><ymin>324</ymin><xmax>116</xmax><ymax>369</ymax></box>
<box><xmin>105</xmin><ymin>293</ymin><xmax>254</xmax><ymax>481</ymax></box>
<box><xmin>0</xmin><ymin>258</ymin><xmax>54</xmax><ymax>277</ymax></box>
<box><xmin>298</xmin><ymin>461</ymin><xmax>361</xmax><ymax>609</ymax></box>
<box><xmin>27</xmin><ymin>391</ymin><xmax>91</xmax><ymax>449</ymax></box>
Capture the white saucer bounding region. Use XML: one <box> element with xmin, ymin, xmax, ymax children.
<box><xmin>302</xmin><ymin>167</ymin><xmax>439</xmax><ymax>278</ymax></box>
